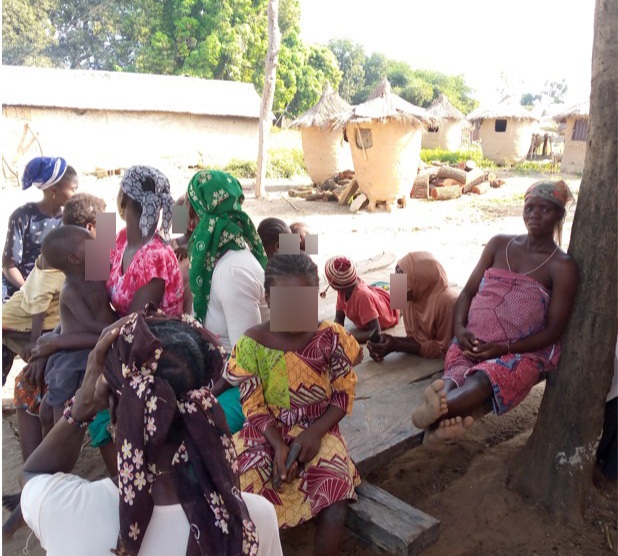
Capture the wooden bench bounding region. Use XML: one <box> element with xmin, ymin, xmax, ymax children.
<box><xmin>347</xmin><ymin>482</ymin><xmax>440</xmax><ymax>556</ymax></box>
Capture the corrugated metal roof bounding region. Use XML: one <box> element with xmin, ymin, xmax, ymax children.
<box><xmin>1</xmin><ymin>65</ymin><xmax>261</xmax><ymax>119</ymax></box>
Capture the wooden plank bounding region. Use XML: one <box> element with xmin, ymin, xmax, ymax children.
<box><xmin>338</xmin><ymin>178</ymin><xmax>359</xmax><ymax>205</ymax></box>
<box><xmin>347</xmin><ymin>482</ymin><xmax>441</xmax><ymax>555</ymax></box>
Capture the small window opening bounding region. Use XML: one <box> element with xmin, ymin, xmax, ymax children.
<box><xmin>572</xmin><ymin>119</ymin><xmax>588</xmax><ymax>141</ymax></box>
<box><xmin>495</xmin><ymin>119</ymin><xmax>507</xmax><ymax>132</ymax></box>
<box><xmin>428</xmin><ymin>126</ymin><xmax>439</xmax><ymax>133</ymax></box>
<box><xmin>355</xmin><ymin>128</ymin><xmax>373</xmax><ymax>149</ymax></box>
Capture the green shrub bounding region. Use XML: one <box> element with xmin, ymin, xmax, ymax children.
<box><xmin>420</xmin><ymin>148</ymin><xmax>495</xmax><ymax>169</ymax></box>
<box><xmin>511</xmin><ymin>161</ymin><xmax>560</xmax><ymax>174</ymax></box>
<box><xmin>219</xmin><ymin>148</ymin><xmax>308</xmax><ymax>180</ymax></box>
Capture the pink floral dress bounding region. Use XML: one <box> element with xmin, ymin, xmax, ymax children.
<box><xmin>107</xmin><ymin>228</ymin><xmax>184</xmax><ymax>317</ymax></box>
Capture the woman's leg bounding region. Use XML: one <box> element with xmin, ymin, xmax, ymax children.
<box><xmin>314</xmin><ymin>501</ymin><xmax>348</xmax><ymax>556</ymax></box>
<box><xmin>443</xmin><ymin>372</ymin><xmax>493</xmax><ymax>419</ymax></box>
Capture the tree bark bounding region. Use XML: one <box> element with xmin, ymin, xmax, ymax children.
<box><xmin>255</xmin><ymin>0</ymin><xmax>281</xmax><ymax>199</ymax></box>
<box><xmin>437</xmin><ymin>165</ymin><xmax>468</xmax><ymax>184</ymax></box>
<box><xmin>431</xmin><ymin>185</ymin><xmax>462</xmax><ymax>200</ymax></box>
<box><xmin>509</xmin><ymin>0</ymin><xmax>618</xmax><ymax>524</ymax></box>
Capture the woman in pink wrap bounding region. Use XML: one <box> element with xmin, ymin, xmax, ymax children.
<box><xmin>412</xmin><ymin>180</ymin><xmax>579</xmax><ymax>442</ymax></box>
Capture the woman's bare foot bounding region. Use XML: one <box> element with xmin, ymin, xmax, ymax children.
<box><xmin>2</xmin><ymin>504</ymin><xmax>25</xmax><ymax>540</ymax></box>
<box><xmin>424</xmin><ymin>416</ymin><xmax>474</xmax><ymax>445</ymax></box>
<box><xmin>412</xmin><ymin>379</ymin><xmax>448</xmax><ymax>429</ymax></box>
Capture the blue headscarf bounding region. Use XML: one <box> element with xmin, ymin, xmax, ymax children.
<box><xmin>22</xmin><ymin>157</ymin><xmax>68</xmax><ymax>191</ymax></box>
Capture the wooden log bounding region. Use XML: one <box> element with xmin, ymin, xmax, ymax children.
<box><xmin>431</xmin><ymin>185</ymin><xmax>462</xmax><ymax>200</ymax></box>
<box><xmin>324</xmin><ymin>191</ymin><xmax>338</xmax><ymax>202</ymax></box>
<box><xmin>462</xmin><ymin>167</ymin><xmax>486</xmax><ymax>193</ymax></box>
<box><xmin>471</xmin><ymin>181</ymin><xmax>490</xmax><ymax>195</ymax></box>
<box><xmin>288</xmin><ymin>188</ymin><xmax>316</xmax><ymax>199</ymax></box>
<box><xmin>350</xmin><ymin>193</ymin><xmax>368</xmax><ymax>213</ymax></box>
<box><xmin>486</xmin><ymin>172</ymin><xmax>497</xmax><ymax>183</ymax></box>
<box><xmin>410</xmin><ymin>173</ymin><xmax>430</xmax><ymax>199</ymax></box>
<box><xmin>456</xmin><ymin>161</ymin><xmax>467</xmax><ymax>170</ymax></box>
<box><xmin>417</xmin><ymin>166</ymin><xmax>439</xmax><ymax>180</ymax></box>
<box><xmin>346</xmin><ymin>482</ymin><xmax>441</xmax><ymax>556</ymax></box>
<box><xmin>338</xmin><ymin>179</ymin><xmax>359</xmax><ymax>205</ymax></box>
<box><xmin>465</xmin><ymin>160</ymin><xmax>477</xmax><ymax>171</ymax></box>
<box><xmin>305</xmin><ymin>193</ymin><xmax>326</xmax><ymax>201</ymax></box>
<box><xmin>437</xmin><ymin>165</ymin><xmax>468</xmax><ymax>184</ymax></box>
<box><xmin>490</xmin><ymin>178</ymin><xmax>506</xmax><ymax>188</ymax></box>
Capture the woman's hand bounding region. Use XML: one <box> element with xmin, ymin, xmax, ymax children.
<box><xmin>293</xmin><ymin>427</ymin><xmax>323</xmax><ymax>464</ymax></box>
<box><xmin>70</xmin><ymin>326</ymin><xmax>121</xmax><ymax>422</ymax></box>
<box><xmin>367</xmin><ymin>333</ymin><xmax>395</xmax><ymax>362</ymax></box>
<box><xmin>463</xmin><ymin>342</ymin><xmax>507</xmax><ymax>362</ymax></box>
<box><xmin>455</xmin><ymin>325</ymin><xmax>479</xmax><ymax>352</ymax></box>
<box><xmin>272</xmin><ymin>443</ymin><xmax>299</xmax><ymax>490</ymax></box>
<box><xmin>174</xmin><ymin>245</ymin><xmax>188</xmax><ymax>262</ymax></box>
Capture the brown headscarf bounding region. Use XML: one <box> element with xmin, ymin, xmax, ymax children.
<box><xmin>396</xmin><ymin>252</ymin><xmax>459</xmax><ymax>359</ymax></box>
<box><xmin>104</xmin><ymin>305</ymin><xmax>259</xmax><ymax>556</ymax></box>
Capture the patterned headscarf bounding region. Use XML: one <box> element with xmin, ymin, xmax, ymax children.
<box><xmin>187</xmin><ymin>171</ymin><xmax>267</xmax><ymax>321</ymax></box>
<box><xmin>104</xmin><ymin>305</ymin><xmax>259</xmax><ymax>556</ymax></box>
<box><xmin>121</xmin><ymin>166</ymin><xmax>175</xmax><ymax>240</ymax></box>
<box><xmin>524</xmin><ymin>180</ymin><xmax>574</xmax><ymax>210</ymax></box>
<box><xmin>22</xmin><ymin>156</ymin><xmax>67</xmax><ymax>190</ymax></box>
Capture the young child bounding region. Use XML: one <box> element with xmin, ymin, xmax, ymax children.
<box><xmin>289</xmin><ymin>221</ymin><xmax>310</xmax><ymax>252</ymax></box>
<box><xmin>323</xmin><ymin>255</ymin><xmax>399</xmax><ymax>343</ymax></box>
<box><xmin>2</xmin><ymin>156</ymin><xmax>78</xmax><ymax>302</ymax></box>
<box><xmin>2</xmin><ymin>193</ymin><xmax>105</xmax><ymax>383</ymax></box>
<box><xmin>36</xmin><ymin>226</ymin><xmax>117</xmax><ymax>430</ymax></box>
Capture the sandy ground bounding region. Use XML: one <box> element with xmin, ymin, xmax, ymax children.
<box><xmin>3</xmin><ymin>170</ymin><xmax>615</xmax><ymax>555</ymax></box>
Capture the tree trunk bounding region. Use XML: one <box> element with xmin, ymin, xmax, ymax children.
<box><xmin>437</xmin><ymin>165</ymin><xmax>468</xmax><ymax>184</ymax></box>
<box><xmin>255</xmin><ymin>0</ymin><xmax>281</xmax><ymax>199</ymax></box>
<box><xmin>509</xmin><ymin>0</ymin><xmax>618</xmax><ymax>524</ymax></box>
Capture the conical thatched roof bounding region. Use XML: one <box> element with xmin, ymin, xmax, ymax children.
<box><xmin>554</xmin><ymin>101</ymin><xmax>590</xmax><ymax>123</ymax></box>
<box><xmin>290</xmin><ymin>82</ymin><xmax>351</xmax><ymax>129</ymax></box>
<box><xmin>426</xmin><ymin>93</ymin><xmax>465</xmax><ymax>121</ymax></box>
<box><xmin>467</xmin><ymin>96</ymin><xmax>538</xmax><ymax>122</ymax></box>
<box><xmin>333</xmin><ymin>78</ymin><xmax>435</xmax><ymax>129</ymax></box>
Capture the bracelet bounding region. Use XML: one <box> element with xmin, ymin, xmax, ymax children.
<box><xmin>62</xmin><ymin>396</ymin><xmax>94</xmax><ymax>428</ymax></box>
<box><xmin>505</xmin><ymin>343</ymin><xmax>511</xmax><ymax>355</ymax></box>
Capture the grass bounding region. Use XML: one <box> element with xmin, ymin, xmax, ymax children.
<box><xmin>202</xmin><ymin>147</ymin><xmax>308</xmax><ymax>179</ymax></box>
<box><xmin>420</xmin><ymin>148</ymin><xmax>495</xmax><ymax>168</ymax></box>
<box><xmin>511</xmin><ymin>160</ymin><xmax>561</xmax><ymax>174</ymax></box>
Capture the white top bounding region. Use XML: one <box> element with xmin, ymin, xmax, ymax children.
<box><xmin>205</xmin><ymin>248</ymin><xmax>269</xmax><ymax>353</ymax></box>
<box><xmin>21</xmin><ymin>473</ymin><xmax>283</xmax><ymax>556</ymax></box>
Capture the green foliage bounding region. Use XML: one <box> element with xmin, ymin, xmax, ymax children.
<box><xmin>328</xmin><ymin>38</ymin><xmax>366</xmax><ymax>102</ymax></box>
<box><xmin>420</xmin><ymin>148</ymin><xmax>495</xmax><ymax>168</ymax></box>
<box><xmin>2</xmin><ymin>0</ymin><xmax>57</xmax><ymax>66</ymax></box>
<box><xmin>511</xmin><ymin>161</ymin><xmax>561</xmax><ymax>174</ymax></box>
<box><xmin>222</xmin><ymin>148</ymin><xmax>306</xmax><ymax>179</ymax></box>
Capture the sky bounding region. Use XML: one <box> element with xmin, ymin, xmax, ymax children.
<box><xmin>299</xmin><ymin>0</ymin><xmax>595</xmax><ymax>108</ymax></box>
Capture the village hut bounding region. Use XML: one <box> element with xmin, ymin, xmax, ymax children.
<box><xmin>290</xmin><ymin>82</ymin><xmax>353</xmax><ymax>185</ymax></box>
<box><xmin>334</xmin><ymin>78</ymin><xmax>434</xmax><ymax>211</ymax></box>
<box><xmin>1</xmin><ymin>65</ymin><xmax>262</xmax><ymax>175</ymax></box>
<box><xmin>554</xmin><ymin>101</ymin><xmax>589</xmax><ymax>173</ymax></box>
<box><xmin>467</xmin><ymin>97</ymin><xmax>538</xmax><ymax>164</ymax></box>
<box><xmin>422</xmin><ymin>93</ymin><xmax>466</xmax><ymax>150</ymax></box>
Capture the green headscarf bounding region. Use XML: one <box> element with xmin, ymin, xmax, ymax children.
<box><xmin>187</xmin><ymin>170</ymin><xmax>267</xmax><ymax>321</ymax></box>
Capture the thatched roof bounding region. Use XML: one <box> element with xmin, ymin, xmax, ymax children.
<box><xmin>2</xmin><ymin>65</ymin><xmax>262</xmax><ymax>119</ymax></box>
<box><xmin>554</xmin><ymin>101</ymin><xmax>590</xmax><ymax>123</ymax></box>
<box><xmin>426</xmin><ymin>93</ymin><xmax>465</xmax><ymax>121</ymax></box>
<box><xmin>333</xmin><ymin>78</ymin><xmax>435</xmax><ymax>129</ymax></box>
<box><xmin>290</xmin><ymin>82</ymin><xmax>351</xmax><ymax>129</ymax></box>
<box><xmin>467</xmin><ymin>96</ymin><xmax>538</xmax><ymax>122</ymax></box>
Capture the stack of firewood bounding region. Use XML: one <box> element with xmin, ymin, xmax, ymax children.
<box><xmin>288</xmin><ymin>170</ymin><xmax>360</xmax><ymax>204</ymax></box>
<box><xmin>411</xmin><ymin>161</ymin><xmax>504</xmax><ymax>201</ymax></box>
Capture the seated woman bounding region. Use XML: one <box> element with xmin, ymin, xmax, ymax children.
<box><xmin>257</xmin><ymin>217</ymin><xmax>292</xmax><ymax>259</ymax></box>
<box><xmin>18</xmin><ymin>308</ymin><xmax>283</xmax><ymax>556</ymax></box>
<box><xmin>412</xmin><ymin>180</ymin><xmax>579</xmax><ymax>442</ymax></box>
<box><xmin>227</xmin><ymin>254</ymin><xmax>360</xmax><ymax>556</ymax></box>
<box><xmin>367</xmin><ymin>252</ymin><xmax>459</xmax><ymax>361</ymax></box>
<box><xmin>187</xmin><ymin>170</ymin><xmax>269</xmax><ymax>434</ymax></box>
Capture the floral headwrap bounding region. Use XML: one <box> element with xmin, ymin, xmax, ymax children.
<box><xmin>104</xmin><ymin>305</ymin><xmax>259</xmax><ymax>556</ymax></box>
<box><xmin>187</xmin><ymin>171</ymin><xmax>267</xmax><ymax>321</ymax></box>
<box><xmin>524</xmin><ymin>180</ymin><xmax>574</xmax><ymax>210</ymax></box>
<box><xmin>121</xmin><ymin>166</ymin><xmax>175</xmax><ymax>240</ymax></box>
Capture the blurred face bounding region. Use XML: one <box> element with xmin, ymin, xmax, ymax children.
<box><xmin>265</xmin><ymin>274</ymin><xmax>316</xmax><ymax>308</ymax></box>
<box><xmin>51</xmin><ymin>178</ymin><xmax>79</xmax><ymax>206</ymax></box>
<box><xmin>523</xmin><ymin>197</ymin><xmax>564</xmax><ymax>237</ymax></box>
